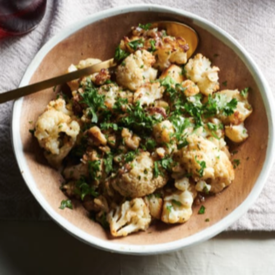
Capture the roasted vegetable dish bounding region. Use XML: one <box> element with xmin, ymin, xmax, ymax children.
<box><xmin>33</xmin><ymin>23</ymin><xmax>252</xmax><ymax>237</ymax></box>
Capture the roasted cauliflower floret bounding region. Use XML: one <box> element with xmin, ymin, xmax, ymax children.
<box><xmin>63</xmin><ymin>163</ymin><xmax>88</xmax><ymax>180</ymax></box>
<box><xmin>161</xmin><ymin>189</ymin><xmax>195</xmax><ymax>224</ymax></box>
<box><xmin>46</xmin><ymin>98</ymin><xmax>73</xmax><ymax>116</ymax></box>
<box><xmin>87</xmin><ymin>126</ymin><xmax>107</xmax><ymax>146</ymax></box>
<box><xmin>181</xmin><ymin>80</ymin><xmax>200</xmax><ymax>97</ymax></box>
<box><xmin>107</xmin><ymin>198</ymin><xmax>151</xmax><ymax>237</ymax></box>
<box><xmin>185</xmin><ymin>53</ymin><xmax>219</xmax><ymax>95</ymax></box>
<box><xmin>34</xmin><ymin>109</ymin><xmax>80</xmax><ymax>168</ymax></box>
<box><xmin>154</xmin><ymin>36</ymin><xmax>189</xmax><ymax>71</ymax></box>
<box><xmin>116</xmin><ymin>50</ymin><xmax>157</xmax><ymax>91</ymax></box>
<box><xmin>90</xmin><ymin>68</ymin><xmax>111</xmax><ymax>86</ymax></box>
<box><xmin>195</xmin><ymin>180</ymin><xmax>211</xmax><ymax>194</ymax></box>
<box><xmin>77</xmin><ymin>58</ymin><xmax>102</xmax><ymax>69</ymax></box>
<box><xmin>160</xmin><ymin>64</ymin><xmax>184</xmax><ymax>84</ymax></box>
<box><xmin>153</xmin><ymin>120</ymin><xmax>175</xmax><ymax>144</ymax></box>
<box><xmin>144</xmin><ymin>194</ymin><xmax>163</xmax><ymax>219</ymax></box>
<box><xmin>97</xmin><ymin>84</ymin><xmax>133</xmax><ymax>110</ymax></box>
<box><xmin>225</xmin><ymin>122</ymin><xmax>248</xmax><ymax>143</ymax></box>
<box><xmin>63</xmin><ymin>150</ymin><xmax>104</xmax><ymax>185</ymax></box>
<box><xmin>121</xmin><ymin>128</ymin><xmax>141</xmax><ymax>150</ymax></box>
<box><xmin>174</xmin><ymin>177</ymin><xmax>190</xmax><ymax>191</ymax></box>
<box><xmin>67</xmin><ymin>58</ymin><xmax>101</xmax><ymax>91</ymax></box>
<box><xmin>111</xmin><ymin>152</ymin><xmax>168</xmax><ymax>198</ymax></box>
<box><xmin>134</xmin><ymin>82</ymin><xmax>164</xmax><ymax>106</ymax></box>
<box><xmin>83</xmin><ymin>195</ymin><xmax>109</xmax><ymax>213</ymax></box>
<box><xmin>215</xmin><ymin>89</ymin><xmax>252</xmax><ymax>125</ymax></box>
<box><xmin>174</xmin><ymin>135</ymin><xmax>235</xmax><ymax>193</ymax></box>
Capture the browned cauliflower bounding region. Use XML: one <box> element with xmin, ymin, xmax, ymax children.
<box><xmin>225</xmin><ymin>122</ymin><xmax>248</xmax><ymax>143</ymax></box>
<box><xmin>116</xmin><ymin>50</ymin><xmax>157</xmax><ymax>91</ymax></box>
<box><xmin>161</xmin><ymin>189</ymin><xmax>196</xmax><ymax>224</ymax></box>
<box><xmin>185</xmin><ymin>53</ymin><xmax>219</xmax><ymax>95</ymax></box>
<box><xmin>159</xmin><ymin>64</ymin><xmax>184</xmax><ymax>84</ymax></box>
<box><xmin>174</xmin><ymin>135</ymin><xmax>235</xmax><ymax>193</ymax></box>
<box><xmin>121</xmin><ymin>128</ymin><xmax>141</xmax><ymax>150</ymax></box>
<box><xmin>153</xmin><ymin>120</ymin><xmax>175</xmax><ymax>144</ymax></box>
<box><xmin>144</xmin><ymin>194</ymin><xmax>163</xmax><ymax>220</ymax></box>
<box><xmin>63</xmin><ymin>149</ymin><xmax>104</xmax><ymax>186</ymax></box>
<box><xmin>67</xmin><ymin>58</ymin><xmax>102</xmax><ymax>91</ymax></box>
<box><xmin>154</xmin><ymin>36</ymin><xmax>189</xmax><ymax>70</ymax></box>
<box><xmin>215</xmin><ymin>89</ymin><xmax>252</xmax><ymax>125</ymax></box>
<box><xmin>107</xmin><ymin>198</ymin><xmax>151</xmax><ymax>237</ymax></box>
<box><xmin>134</xmin><ymin>82</ymin><xmax>165</xmax><ymax>106</ymax></box>
<box><xmin>181</xmin><ymin>80</ymin><xmax>200</xmax><ymax>97</ymax></box>
<box><xmin>111</xmin><ymin>152</ymin><xmax>168</xmax><ymax>198</ymax></box>
<box><xmin>34</xmin><ymin>100</ymin><xmax>80</xmax><ymax>168</ymax></box>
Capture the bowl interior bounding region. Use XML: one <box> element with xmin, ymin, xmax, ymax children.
<box><xmin>19</xmin><ymin>11</ymin><xmax>268</xmax><ymax>246</ymax></box>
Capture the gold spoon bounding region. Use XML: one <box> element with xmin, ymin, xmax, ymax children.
<box><xmin>0</xmin><ymin>21</ymin><xmax>198</xmax><ymax>104</ymax></box>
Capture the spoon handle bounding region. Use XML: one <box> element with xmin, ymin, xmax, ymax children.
<box><xmin>0</xmin><ymin>58</ymin><xmax>116</xmax><ymax>104</ymax></box>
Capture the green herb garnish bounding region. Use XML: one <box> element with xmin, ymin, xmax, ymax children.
<box><xmin>75</xmin><ymin>176</ymin><xmax>99</xmax><ymax>200</ymax></box>
<box><xmin>88</xmin><ymin>160</ymin><xmax>102</xmax><ymax>181</ymax></box>
<box><xmin>172</xmin><ymin>199</ymin><xmax>182</xmax><ymax>207</ymax></box>
<box><xmin>114</xmin><ymin>46</ymin><xmax>129</xmax><ymax>62</ymax></box>
<box><xmin>240</xmin><ymin>87</ymin><xmax>249</xmax><ymax>97</ymax></box>
<box><xmin>233</xmin><ymin>159</ymin><xmax>240</xmax><ymax>169</ymax></box>
<box><xmin>198</xmin><ymin>205</ymin><xmax>205</xmax><ymax>214</ymax></box>
<box><xmin>138</xmin><ymin>23</ymin><xmax>152</xmax><ymax>30</ymax></box>
<box><xmin>59</xmin><ymin>199</ymin><xmax>73</xmax><ymax>210</ymax></box>
<box><xmin>195</xmin><ymin>156</ymin><xmax>206</xmax><ymax>177</ymax></box>
<box><xmin>128</xmin><ymin>39</ymin><xmax>144</xmax><ymax>50</ymax></box>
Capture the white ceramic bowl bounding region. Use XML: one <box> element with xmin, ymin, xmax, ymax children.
<box><xmin>12</xmin><ymin>4</ymin><xmax>275</xmax><ymax>255</ymax></box>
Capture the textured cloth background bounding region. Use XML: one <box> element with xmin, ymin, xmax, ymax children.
<box><xmin>0</xmin><ymin>0</ymin><xmax>274</xmax><ymax>230</ymax></box>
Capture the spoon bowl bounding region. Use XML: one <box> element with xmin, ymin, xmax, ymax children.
<box><xmin>151</xmin><ymin>21</ymin><xmax>198</xmax><ymax>59</ymax></box>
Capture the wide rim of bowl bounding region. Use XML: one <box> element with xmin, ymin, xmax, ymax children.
<box><xmin>12</xmin><ymin>4</ymin><xmax>275</xmax><ymax>255</ymax></box>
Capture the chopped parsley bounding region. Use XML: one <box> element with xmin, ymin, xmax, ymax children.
<box><xmin>104</xmin><ymin>153</ymin><xmax>114</xmax><ymax>174</ymax></box>
<box><xmin>222</xmin><ymin>81</ymin><xmax>227</xmax><ymax>87</ymax></box>
<box><xmin>144</xmin><ymin>138</ymin><xmax>157</xmax><ymax>150</ymax></box>
<box><xmin>128</xmin><ymin>39</ymin><xmax>144</xmax><ymax>50</ymax></box>
<box><xmin>233</xmin><ymin>159</ymin><xmax>240</xmax><ymax>169</ymax></box>
<box><xmin>29</xmin><ymin>128</ymin><xmax>35</xmax><ymax>135</ymax></box>
<box><xmin>166</xmin><ymin>205</ymin><xmax>172</xmax><ymax>212</ymax></box>
<box><xmin>223</xmin><ymin>98</ymin><xmax>238</xmax><ymax>116</ymax></box>
<box><xmin>170</xmin><ymin>115</ymin><xmax>191</xmax><ymax>144</ymax></box>
<box><xmin>138</xmin><ymin>23</ymin><xmax>152</xmax><ymax>30</ymax></box>
<box><xmin>114</xmin><ymin>46</ymin><xmax>130</xmax><ymax>62</ymax></box>
<box><xmin>153</xmin><ymin>161</ymin><xmax>161</xmax><ymax>178</ymax></box>
<box><xmin>80</xmin><ymin>85</ymin><xmax>106</xmax><ymax>123</ymax></box>
<box><xmin>88</xmin><ymin>160</ymin><xmax>102</xmax><ymax>181</ymax></box>
<box><xmin>75</xmin><ymin>176</ymin><xmax>99</xmax><ymax>200</ymax></box>
<box><xmin>240</xmin><ymin>87</ymin><xmax>249</xmax><ymax>97</ymax></box>
<box><xmin>119</xmin><ymin>101</ymin><xmax>163</xmax><ymax>135</ymax></box>
<box><xmin>59</xmin><ymin>199</ymin><xmax>73</xmax><ymax>210</ymax></box>
<box><xmin>204</xmin><ymin>94</ymin><xmax>238</xmax><ymax>118</ymax></box>
<box><xmin>97</xmin><ymin>212</ymin><xmax>109</xmax><ymax>229</ymax></box>
<box><xmin>195</xmin><ymin>156</ymin><xmax>206</xmax><ymax>177</ymax></box>
<box><xmin>153</xmin><ymin>156</ymin><xmax>174</xmax><ymax>178</ymax></box>
<box><xmin>172</xmin><ymin>199</ymin><xmax>182</xmax><ymax>207</ymax></box>
<box><xmin>198</xmin><ymin>205</ymin><xmax>205</xmax><ymax>214</ymax></box>
<box><xmin>124</xmin><ymin>150</ymin><xmax>138</xmax><ymax>163</ymax></box>
<box><xmin>149</xmin><ymin>39</ymin><xmax>156</xmax><ymax>52</ymax></box>
<box><xmin>159</xmin><ymin>156</ymin><xmax>174</xmax><ymax>170</ymax></box>
<box><xmin>207</xmin><ymin>122</ymin><xmax>218</xmax><ymax>131</ymax></box>
<box><xmin>100</xmin><ymin>122</ymin><xmax>118</xmax><ymax>131</ymax></box>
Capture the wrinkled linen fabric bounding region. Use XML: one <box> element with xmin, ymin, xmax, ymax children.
<box><xmin>0</xmin><ymin>0</ymin><xmax>274</xmax><ymax>230</ymax></box>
